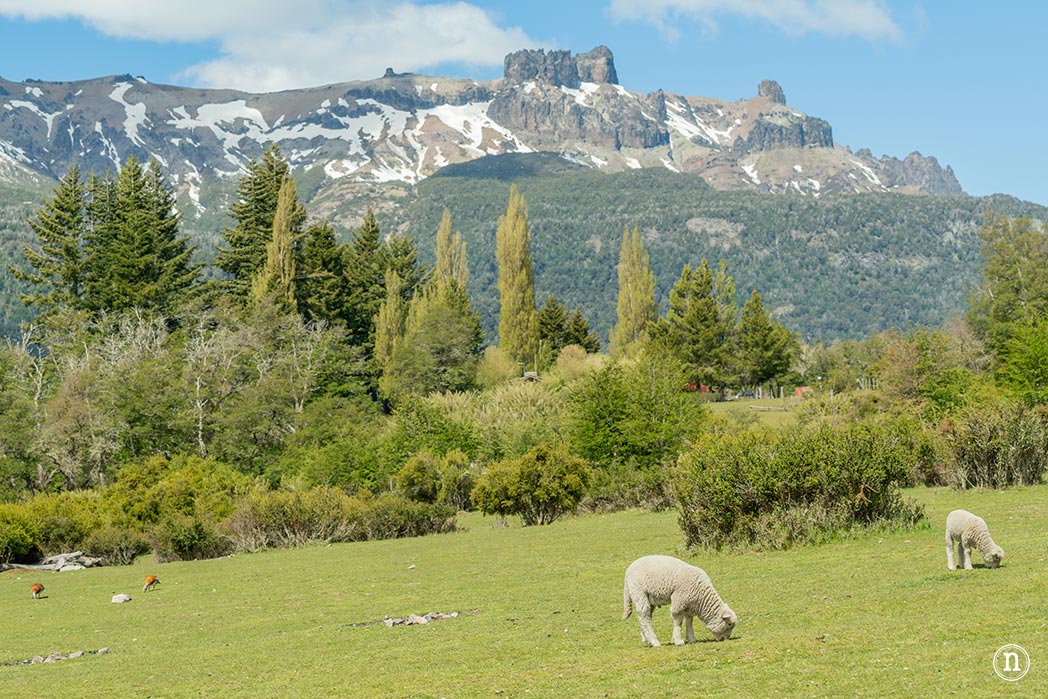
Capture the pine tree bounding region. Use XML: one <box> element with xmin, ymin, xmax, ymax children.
<box><xmin>650</xmin><ymin>259</ymin><xmax>736</xmax><ymax>386</ymax></box>
<box><xmin>737</xmin><ymin>289</ymin><xmax>796</xmax><ymax>387</ymax></box>
<box><xmin>344</xmin><ymin>208</ymin><xmax>388</xmax><ymax>351</ymax></box>
<box><xmin>297</xmin><ymin>220</ymin><xmax>349</xmax><ymax>325</ymax></box>
<box><xmin>537</xmin><ymin>295</ymin><xmax>569</xmax><ymax>349</ymax></box>
<box><xmin>83</xmin><ymin>156</ymin><xmax>198</xmax><ymax>313</ymax></box>
<box><xmin>565</xmin><ymin>310</ymin><xmax>601</xmax><ymax>353</ymax></box>
<box><xmin>250</xmin><ymin>175</ymin><xmax>301</xmax><ymax>312</ymax></box>
<box><xmin>609</xmin><ymin>226</ymin><xmax>657</xmax><ymax>358</ymax></box>
<box><xmin>12</xmin><ymin>165</ymin><xmax>88</xmax><ymax>318</ymax></box>
<box><xmin>216</xmin><ymin>145</ymin><xmax>304</xmax><ymax>300</ymax></box>
<box><xmin>495</xmin><ymin>185</ymin><xmax>538</xmax><ymax>369</ymax></box>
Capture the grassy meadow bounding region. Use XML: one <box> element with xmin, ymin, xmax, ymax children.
<box><xmin>2</xmin><ymin>486</ymin><xmax>1045</xmax><ymax>698</ymax></box>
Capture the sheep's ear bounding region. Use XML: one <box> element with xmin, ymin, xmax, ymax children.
<box><xmin>723</xmin><ymin>612</ymin><xmax>734</xmax><ymax>621</ymax></box>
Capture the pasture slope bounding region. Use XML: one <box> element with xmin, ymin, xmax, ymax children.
<box><xmin>2</xmin><ymin>486</ymin><xmax>1045</xmax><ymax>698</ymax></box>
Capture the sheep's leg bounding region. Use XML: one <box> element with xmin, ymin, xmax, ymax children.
<box><xmin>961</xmin><ymin>544</ymin><xmax>973</xmax><ymax>570</ymax></box>
<box><xmin>946</xmin><ymin>537</ymin><xmax>955</xmax><ymax>570</ymax></box>
<box><xmin>670</xmin><ymin>611</ymin><xmax>686</xmax><ymax>645</ymax></box>
<box><xmin>636</xmin><ymin>601</ymin><xmax>660</xmax><ymax>647</ymax></box>
<box><xmin>685</xmin><ymin>615</ymin><xmax>697</xmax><ymax>644</ymax></box>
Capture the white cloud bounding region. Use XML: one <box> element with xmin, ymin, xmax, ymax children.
<box><xmin>0</xmin><ymin>1</ymin><xmax>537</xmax><ymax>91</ymax></box>
<box><xmin>609</xmin><ymin>0</ymin><xmax>902</xmax><ymax>42</ymax></box>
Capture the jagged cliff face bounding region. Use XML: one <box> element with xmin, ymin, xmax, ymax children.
<box><xmin>0</xmin><ymin>46</ymin><xmax>963</xmax><ymax>211</ymax></box>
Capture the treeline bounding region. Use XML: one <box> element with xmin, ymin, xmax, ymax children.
<box><xmin>401</xmin><ymin>159</ymin><xmax>1048</xmax><ymax>341</ymax></box>
<box><xmin>2</xmin><ymin>148</ymin><xmax>1048</xmax><ymax>562</ymax></box>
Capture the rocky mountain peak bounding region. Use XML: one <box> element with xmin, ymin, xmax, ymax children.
<box><xmin>576</xmin><ymin>45</ymin><xmax>619</xmax><ymax>85</ymax></box>
<box><xmin>503</xmin><ymin>46</ymin><xmax>619</xmax><ymax>87</ymax></box>
<box><xmin>504</xmin><ymin>48</ymin><xmax>580</xmax><ymax>88</ymax></box>
<box><xmin>758</xmin><ymin>80</ymin><xmax>786</xmax><ymax>105</ymax></box>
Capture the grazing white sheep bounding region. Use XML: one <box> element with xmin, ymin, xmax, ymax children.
<box><xmin>946</xmin><ymin>509</ymin><xmax>1004</xmax><ymax>570</ymax></box>
<box><xmin>622</xmin><ymin>555</ymin><xmax>737</xmax><ymax>647</ymax></box>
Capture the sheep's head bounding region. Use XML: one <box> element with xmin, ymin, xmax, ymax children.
<box><xmin>707</xmin><ymin>605</ymin><xmax>737</xmax><ymax>641</ymax></box>
<box><xmin>985</xmin><ymin>546</ymin><xmax>1004</xmax><ymax>568</ymax></box>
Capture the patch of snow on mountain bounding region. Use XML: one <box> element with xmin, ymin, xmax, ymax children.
<box><xmin>420</xmin><ymin>101</ymin><xmax>530</xmax><ymax>155</ymax></box>
<box><xmin>849</xmin><ymin>159</ymin><xmax>885</xmax><ymax>188</ymax></box>
<box><xmin>0</xmin><ymin>139</ymin><xmax>31</xmax><ymax>164</ymax></box>
<box><xmin>94</xmin><ymin>122</ymin><xmax>121</xmax><ymax>169</ymax></box>
<box><xmin>25</xmin><ymin>86</ymin><xmax>42</xmax><ymax>98</ymax></box>
<box><xmin>590</xmin><ymin>153</ymin><xmax>608</xmax><ymax>167</ymax></box>
<box><xmin>741</xmin><ymin>162</ymin><xmax>761</xmax><ymax>184</ymax></box>
<box><xmin>7</xmin><ymin>100</ymin><xmax>64</xmax><ymax>139</ymax></box>
<box><xmin>109</xmin><ymin>82</ymin><xmax>150</xmax><ymax>147</ymax></box>
<box><xmin>664</xmin><ymin>99</ymin><xmax>733</xmax><ymax>146</ymax></box>
<box><xmin>168</xmin><ymin>101</ymin><xmax>269</xmax><ymax>165</ymax></box>
<box><xmin>660</xmin><ymin>157</ymin><xmax>680</xmax><ymax>173</ymax></box>
<box><xmin>369</xmin><ymin>155</ymin><xmax>418</xmax><ymax>183</ymax></box>
<box><xmin>793</xmin><ymin>164</ymin><xmax>802</xmax><ymax>173</ymax></box>
<box><xmin>559</xmin><ymin>82</ymin><xmax>600</xmax><ymax>106</ymax></box>
<box><xmin>324</xmin><ymin>156</ymin><xmax>371</xmax><ymax>179</ymax></box>
<box><xmin>624</xmin><ymin>156</ymin><xmax>641</xmax><ymax>169</ymax></box>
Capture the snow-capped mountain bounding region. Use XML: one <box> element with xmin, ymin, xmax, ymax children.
<box><xmin>0</xmin><ymin>46</ymin><xmax>962</xmax><ymax>211</ymax></box>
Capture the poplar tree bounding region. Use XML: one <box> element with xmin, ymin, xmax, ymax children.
<box><xmin>250</xmin><ymin>175</ymin><xmax>301</xmax><ymax>312</ymax></box>
<box><xmin>380</xmin><ymin>210</ymin><xmax>483</xmax><ymax>398</ymax></box>
<box><xmin>217</xmin><ymin>145</ymin><xmax>303</xmax><ymax>300</ymax></box>
<box><xmin>12</xmin><ymin>165</ymin><xmax>88</xmax><ymax>317</ymax></box>
<box><xmin>609</xmin><ymin>226</ymin><xmax>657</xmax><ymax>358</ymax></box>
<box><xmin>495</xmin><ymin>185</ymin><xmax>538</xmax><ymax>369</ymax></box>
<box><xmin>434</xmin><ymin>208</ymin><xmax>469</xmax><ymax>289</ymax></box>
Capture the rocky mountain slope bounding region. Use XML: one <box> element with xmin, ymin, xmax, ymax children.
<box><xmin>0</xmin><ymin>46</ymin><xmax>962</xmax><ymax>212</ymax></box>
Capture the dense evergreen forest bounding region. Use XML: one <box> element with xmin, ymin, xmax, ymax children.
<box><xmin>400</xmin><ymin>154</ymin><xmax>1048</xmax><ymax>342</ymax></box>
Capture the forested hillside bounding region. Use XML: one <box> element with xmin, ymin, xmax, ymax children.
<box><xmin>2</xmin><ymin>153</ymin><xmax>1046</xmax><ymax>342</ymax></box>
<box><xmin>399</xmin><ymin>154</ymin><xmax>1047</xmax><ymax>342</ymax></box>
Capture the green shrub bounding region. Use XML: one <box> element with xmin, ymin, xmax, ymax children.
<box><xmin>0</xmin><ymin>508</ymin><xmax>38</xmax><ymax>563</ymax></box>
<box><xmin>224</xmin><ymin>485</ymin><xmax>368</xmax><ymax>551</ymax></box>
<box><xmin>360</xmin><ymin>493</ymin><xmax>457</xmax><ymax>540</ymax></box>
<box><xmin>396</xmin><ymin>449</ymin><xmax>476</xmax><ymax>510</ymax></box>
<box><xmin>82</xmin><ymin>526</ymin><xmax>148</xmax><ymax>565</ymax></box>
<box><xmin>151</xmin><ymin>514</ymin><xmax>232</xmax><ymax>562</ymax></box>
<box><xmin>674</xmin><ymin>421</ymin><xmax>925</xmax><ymax>550</ymax></box>
<box><xmin>396</xmin><ymin>450</ymin><xmax>442</xmax><ymax>503</ymax></box>
<box><xmin>472</xmin><ymin>444</ymin><xmax>591</xmax><ymax>525</ymax></box>
<box><xmin>946</xmin><ymin>400</ymin><xmax>1048</xmax><ymax>488</ymax></box>
<box><xmin>17</xmin><ymin>491</ymin><xmax>102</xmax><ymax>555</ymax></box>
<box><xmin>223</xmin><ymin>486</ymin><xmax>456</xmax><ymax>552</ymax></box>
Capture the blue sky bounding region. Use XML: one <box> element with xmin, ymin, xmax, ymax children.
<box><xmin>0</xmin><ymin>1</ymin><xmax>1044</xmax><ymax>204</ymax></box>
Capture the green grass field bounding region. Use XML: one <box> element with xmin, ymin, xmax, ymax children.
<box><xmin>706</xmin><ymin>396</ymin><xmax>799</xmax><ymax>429</ymax></box>
<box><xmin>3</xmin><ymin>486</ymin><xmax>1045</xmax><ymax>698</ymax></box>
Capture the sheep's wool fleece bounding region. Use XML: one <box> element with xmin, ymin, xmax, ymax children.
<box><xmin>625</xmin><ymin>555</ymin><xmax>726</xmax><ymax>621</ymax></box>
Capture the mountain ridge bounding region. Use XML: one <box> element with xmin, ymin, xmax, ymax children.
<box><xmin>0</xmin><ymin>46</ymin><xmax>963</xmax><ymax>213</ymax></box>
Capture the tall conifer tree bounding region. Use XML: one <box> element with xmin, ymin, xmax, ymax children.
<box><xmin>650</xmin><ymin>259</ymin><xmax>736</xmax><ymax>386</ymax></box>
<box><xmin>83</xmin><ymin>156</ymin><xmax>197</xmax><ymax>313</ymax></box>
<box><xmin>495</xmin><ymin>185</ymin><xmax>538</xmax><ymax>369</ymax></box>
<box><xmin>12</xmin><ymin>165</ymin><xmax>88</xmax><ymax>317</ymax></box>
